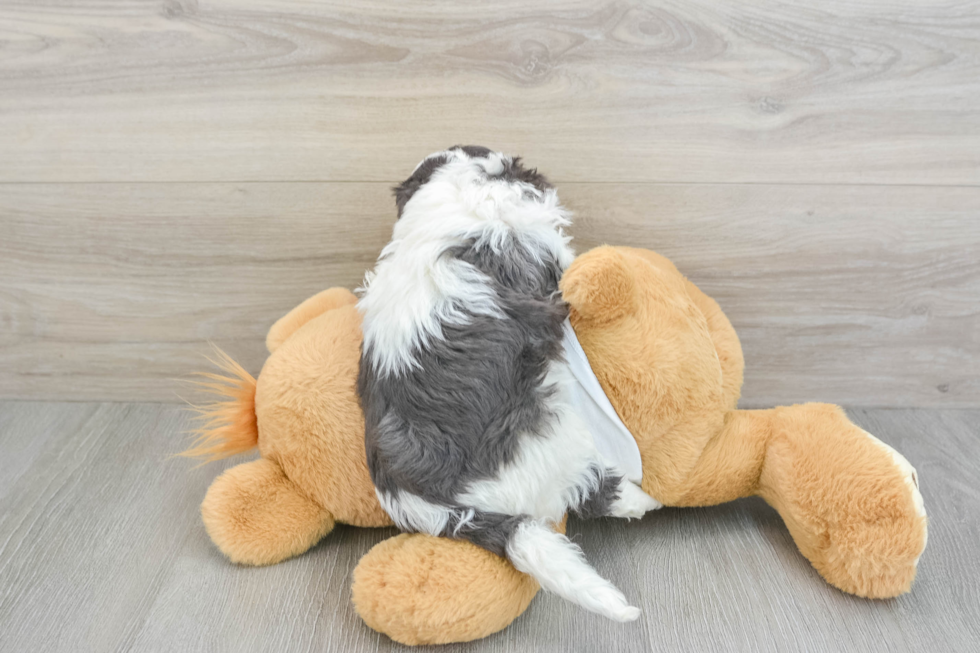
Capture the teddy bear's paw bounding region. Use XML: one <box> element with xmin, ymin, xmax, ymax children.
<box><xmin>609</xmin><ymin>481</ymin><xmax>662</xmax><ymax>519</ymax></box>
<box><xmin>858</xmin><ymin>427</ymin><xmax>927</xmax><ymax>551</ymax></box>
<box><xmin>780</xmin><ymin>410</ymin><xmax>929</xmax><ymax>599</ymax></box>
<box><xmin>201</xmin><ymin>459</ymin><xmax>335</xmax><ymax>566</ymax></box>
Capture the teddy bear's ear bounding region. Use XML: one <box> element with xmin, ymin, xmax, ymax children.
<box><xmin>560</xmin><ymin>246</ymin><xmax>637</xmax><ymax>323</ymax></box>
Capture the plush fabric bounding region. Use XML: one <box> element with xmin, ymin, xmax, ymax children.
<box><xmin>201</xmin><ymin>458</ymin><xmax>334</xmax><ymax>566</ymax></box>
<box><xmin>563</xmin><ymin>247</ymin><xmax>926</xmax><ymax>600</ymax></box>
<box><xmin>187</xmin><ymin>246</ymin><xmax>927</xmax><ymax>645</ymax></box>
<box><xmin>352</xmin><ymin>534</ymin><xmax>540</xmax><ymax>645</ymax></box>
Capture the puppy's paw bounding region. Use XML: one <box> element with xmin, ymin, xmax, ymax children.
<box><xmin>610</xmin><ymin>481</ymin><xmax>662</xmax><ymax>519</ymax></box>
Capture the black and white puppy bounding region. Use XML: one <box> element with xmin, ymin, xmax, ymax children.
<box><xmin>357</xmin><ymin>146</ymin><xmax>660</xmax><ymax>621</ymax></box>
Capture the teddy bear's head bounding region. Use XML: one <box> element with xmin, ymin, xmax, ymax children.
<box><xmin>559</xmin><ymin>246</ymin><xmax>740</xmax><ymax>437</ymax></box>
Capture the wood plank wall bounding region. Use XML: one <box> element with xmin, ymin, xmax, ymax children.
<box><xmin>1</xmin><ymin>0</ymin><xmax>978</xmax><ymax>406</ymax></box>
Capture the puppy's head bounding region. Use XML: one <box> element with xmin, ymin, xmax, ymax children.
<box><xmin>393</xmin><ymin>145</ymin><xmax>552</xmax><ymax>219</ymax></box>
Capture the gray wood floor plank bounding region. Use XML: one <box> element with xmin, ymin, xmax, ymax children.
<box><xmin>847</xmin><ymin>408</ymin><xmax>980</xmax><ymax>651</ymax></box>
<box><xmin>0</xmin><ymin>402</ymin><xmax>96</xmax><ymax>501</ymax></box>
<box><xmin>128</xmin><ymin>524</ymin><xmax>393</xmax><ymax>653</ymax></box>
<box><xmin>0</xmin><ymin>403</ymin><xmax>233</xmax><ymax>652</ymax></box>
<box><xmin>0</xmin><ymin>402</ymin><xmax>976</xmax><ymax>652</ymax></box>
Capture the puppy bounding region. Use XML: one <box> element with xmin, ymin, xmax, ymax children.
<box><xmin>357</xmin><ymin>146</ymin><xmax>659</xmax><ymax>621</ymax></box>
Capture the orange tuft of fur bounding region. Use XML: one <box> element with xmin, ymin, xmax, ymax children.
<box><xmin>181</xmin><ymin>346</ymin><xmax>259</xmax><ymax>461</ymax></box>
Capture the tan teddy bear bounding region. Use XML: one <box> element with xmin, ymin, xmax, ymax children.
<box><xmin>186</xmin><ymin>245</ymin><xmax>927</xmax><ymax>645</ymax></box>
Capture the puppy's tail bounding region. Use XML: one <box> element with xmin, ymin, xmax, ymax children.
<box><xmin>506</xmin><ymin>519</ymin><xmax>640</xmax><ymax>622</ymax></box>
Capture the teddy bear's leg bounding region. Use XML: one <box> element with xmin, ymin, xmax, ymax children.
<box><xmin>351</xmin><ymin>533</ymin><xmax>540</xmax><ymax>645</ymax></box>
<box><xmin>757</xmin><ymin>403</ymin><xmax>927</xmax><ymax>599</ymax></box>
<box><xmin>650</xmin><ymin>405</ymin><xmax>926</xmax><ymax>598</ymax></box>
<box><xmin>265</xmin><ymin>287</ymin><xmax>358</xmax><ymax>353</ymax></box>
<box><xmin>201</xmin><ymin>458</ymin><xmax>335</xmax><ymax>565</ymax></box>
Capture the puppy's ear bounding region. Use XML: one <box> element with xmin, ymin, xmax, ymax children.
<box><xmin>392</xmin><ymin>178</ymin><xmax>421</xmax><ymax>218</ymax></box>
<box><xmin>393</xmin><ymin>153</ymin><xmax>450</xmax><ymax>218</ymax></box>
<box><xmin>561</xmin><ymin>246</ymin><xmax>636</xmax><ymax>323</ymax></box>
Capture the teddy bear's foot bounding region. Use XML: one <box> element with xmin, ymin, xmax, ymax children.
<box><xmin>201</xmin><ymin>458</ymin><xmax>335</xmax><ymax>565</ymax></box>
<box><xmin>817</xmin><ymin>426</ymin><xmax>927</xmax><ymax>598</ymax></box>
<box><xmin>352</xmin><ymin>533</ymin><xmax>539</xmax><ymax>645</ymax></box>
<box><xmin>761</xmin><ymin>404</ymin><xmax>928</xmax><ymax>599</ymax></box>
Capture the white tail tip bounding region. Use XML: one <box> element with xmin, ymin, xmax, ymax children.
<box><xmin>506</xmin><ymin>520</ymin><xmax>641</xmax><ymax>622</ymax></box>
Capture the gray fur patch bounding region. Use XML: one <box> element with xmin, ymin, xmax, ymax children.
<box><xmin>392</xmin><ymin>153</ymin><xmax>449</xmax><ymax>218</ymax></box>
<box><xmin>573</xmin><ymin>466</ymin><xmax>623</xmax><ymax>520</ymax></box>
<box><xmin>448</xmin><ymin>511</ymin><xmax>526</xmax><ymax>557</ymax></box>
<box><xmin>456</xmin><ymin>144</ymin><xmax>493</xmax><ymax>159</ymax></box>
<box><xmin>453</xmin><ymin>144</ymin><xmax>553</xmax><ymax>196</ymax></box>
<box><xmin>484</xmin><ymin>155</ymin><xmax>552</xmax><ymax>196</ymax></box>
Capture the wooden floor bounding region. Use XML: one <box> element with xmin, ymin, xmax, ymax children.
<box><xmin>0</xmin><ymin>401</ymin><xmax>977</xmax><ymax>652</ymax></box>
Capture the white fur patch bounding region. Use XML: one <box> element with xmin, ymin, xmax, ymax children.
<box><xmin>375</xmin><ymin>488</ymin><xmax>453</xmax><ymax>536</ymax></box>
<box><xmin>610</xmin><ymin>481</ymin><xmax>662</xmax><ymax>518</ymax></box>
<box><xmin>456</xmin><ymin>361</ymin><xmax>660</xmax><ymax>520</ymax></box>
<box><xmin>506</xmin><ymin>520</ymin><xmax>640</xmax><ymax>622</ymax></box>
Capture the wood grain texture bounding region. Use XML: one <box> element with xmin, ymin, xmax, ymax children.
<box><xmin>0</xmin><ymin>401</ymin><xmax>977</xmax><ymax>652</ymax></box>
<box><xmin>1</xmin><ymin>1</ymin><xmax>976</xmax><ymax>648</ymax></box>
<box><xmin>0</xmin><ymin>0</ymin><xmax>978</xmax><ymax>184</ymax></box>
<box><xmin>567</xmin><ymin>183</ymin><xmax>980</xmax><ymax>408</ymax></box>
<box><xmin>1</xmin><ymin>182</ymin><xmax>977</xmax><ymax>406</ymax></box>
<box><xmin>0</xmin><ymin>402</ymin><xmax>220</xmax><ymax>652</ymax></box>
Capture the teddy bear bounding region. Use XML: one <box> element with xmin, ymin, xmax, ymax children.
<box><xmin>185</xmin><ymin>245</ymin><xmax>927</xmax><ymax>646</ymax></box>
